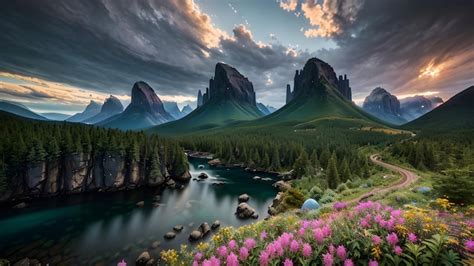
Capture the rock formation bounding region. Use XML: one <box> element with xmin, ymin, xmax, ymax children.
<box><xmin>197</xmin><ymin>90</ymin><xmax>203</xmax><ymax>108</ymax></box>
<box><xmin>289</xmin><ymin>58</ymin><xmax>352</xmax><ymax>101</ymax></box>
<box><xmin>286</xmin><ymin>84</ymin><xmax>293</xmax><ymax>104</ymax></box>
<box><xmin>202</xmin><ymin>63</ymin><xmax>258</xmax><ymax>107</ymax></box>
<box><xmin>67</xmin><ymin>100</ymin><xmax>102</xmax><ymax>122</ymax></box>
<box><xmin>100</xmin><ymin>81</ymin><xmax>174</xmax><ymax>130</ymax></box>
<box><xmin>8</xmin><ymin>148</ymin><xmax>190</xmax><ymax>199</ymax></box>
<box><xmin>83</xmin><ymin>95</ymin><xmax>124</xmax><ymax>124</ymax></box>
<box><xmin>362</xmin><ymin>87</ymin><xmax>406</xmax><ymax>125</ymax></box>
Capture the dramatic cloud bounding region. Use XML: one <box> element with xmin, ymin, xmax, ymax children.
<box><xmin>300</xmin><ymin>0</ymin><xmax>363</xmax><ymax>37</ymax></box>
<box><xmin>315</xmin><ymin>0</ymin><xmax>474</xmax><ymax>102</ymax></box>
<box><xmin>0</xmin><ymin>0</ymin><xmax>308</xmax><ymax>110</ymax></box>
<box><xmin>280</xmin><ymin>0</ymin><xmax>298</xmax><ymax>12</ymax></box>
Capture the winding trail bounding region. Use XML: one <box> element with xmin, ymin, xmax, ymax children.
<box><xmin>348</xmin><ymin>154</ymin><xmax>420</xmax><ymax>204</ymax></box>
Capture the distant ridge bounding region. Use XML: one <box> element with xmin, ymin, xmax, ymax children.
<box><xmin>67</xmin><ymin>100</ymin><xmax>102</xmax><ymax>123</ymax></box>
<box><xmin>0</xmin><ymin>100</ymin><xmax>48</xmax><ymax>121</ymax></box>
<box><xmin>403</xmin><ymin>86</ymin><xmax>474</xmax><ymax>131</ymax></box>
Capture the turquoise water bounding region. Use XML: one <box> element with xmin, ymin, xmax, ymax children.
<box><xmin>0</xmin><ymin>158</ymin><xmax>277</xmax><ymax>265</ymax></box>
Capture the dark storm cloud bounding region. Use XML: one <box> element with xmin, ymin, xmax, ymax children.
<box><xmin>314</xmin><ymin>0</ymin><xmax>474</xmax><ymax>101</ymax></box>
<box><xmin>0</xmin><ymin>0</ymin><xmax>307</xmax><ymax>105</ymax></box>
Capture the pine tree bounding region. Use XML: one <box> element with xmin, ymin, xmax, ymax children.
<box><xmin>310</xmin><ymin>149</ymin><xmax>320</xmax><ymax>168</ymax></box>
<box><xmin>293</xmin><ymin>150</ymin><xmax>309</xmax><ymax>177</ymax></box>
<box><xmin>271</xmin><ymin>146</ymin><xmax>281</xmax><ymax>170</ymax></box>
<box><xmin>319</xmin><ymin>146</ymin><xmax>331</xmax><ymax>169</ymax></box>
<box><xmin>340</xmin><ymin>157</ymin><xmax>351</xmax><ymax>181</ymax></box>
<box><xmin>326</xmin><ymin>152</ymin><xmax>340</xmax><ymax>189</ymax></box>
<box><xmin>149</xmin><ymin>150</ymin><xmax>162</xmax><ymax>178</ymax></box>
<box><xmin>262</xmin><ymin>152</ymin><xmax>270</xmax><ymax>169</ymax></box>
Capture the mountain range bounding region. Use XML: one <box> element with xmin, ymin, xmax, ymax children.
<box><xmin>83</xmin><ymin>95</ymin><xmax>124</xmax><ymax>124</ymax></box>
<box><xmin>362</xmin><ymin>88</ymin><xmax>444</xmax><ymax>125</ymax></box>
<box><xmin>67</xmin><ymin>100</ymin><xmax>102</xmax><ymax>123</ymax></box>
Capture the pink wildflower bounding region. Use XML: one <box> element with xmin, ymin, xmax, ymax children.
<box><xmin>279</xmin><ymin>233</ymin><xmax>292</xmax><ymax>248</ymax></box>
<box><xmin>244</xmin><ymin>238</ymin><xmax>256</xmax><ymax>250</ymax></box>
<box><xmin>408</xmin><ymin>233</ymin><xmax>417</xmax><ymax>243</ymax></box>
<box><xmin>193</xmin><ymin>260</ymin><xmax>199</xmax><ymax>266</ymax></box>
<box><xmin>328</xmin><ymin>245</ymin><xmax>336</xmax><ymax>255</ymax></box>
<box><xmin>301</xmin><ymin>220</ymin><xmax>310</xmax><ymax>229</ymax></box>
<box><xmin>259</xmin><ymin>251</ymin><xmax>269</xmax><ymax>266</ymax></box>
<box><xmin>217</xmin><ymin>245</ymin><xmax>228</xmax><ymax>257</ymax></box>
<box><xmin>394</xmin><ymin>246</ymin><xmax>403</xmax><ymax>256</ymax></box>
<box><xmin>336</xmin><ymin>245</ymin><xmax>347</xmax><ymax>260</ymax></box>
<box><xmin>260</xmin><ymin>231</ymin><xmax>267</xmax><ymax>240</ymax></box>
<box><xmin>239</xmin><ymin>247</ymin><xmax>249</xmax><ymax>261</ymax></box>
<box><xmin>386</xmin><ymin>219</ymin><xmax>395</xmax><ymax>231</ymax></box>
<box><xmin>322</xmin><ymin>225</ymin><xmax>332</xmax><ymax>237</ymax></box>
<box><xmin>386</xmin><ymin>232</ymin><xmax>399</xmax><ymax>246</ymax></box>
<box><xmin>360</xmin><ymin>219</ymin><xmax>369</xmax><ymax>228</ymax></box>
<box><xmin>283</xmin><ymin>258</ymin><xmax>293</xmax><ymax>266</ymax></box>
<box><xmin>302</xmin><ymin>243</ymin><xmax>312</xmax><ymax>258</ymax></box>
<box><xmin>298</xmin><ymin>227</ymin><xmax>306</xmax><ymax>236</ymax></box>
<box><xmin>368</xmin><ymin>260</ymin><xmax>379</xmax><ymax>266</ymax></box>
<box><xmin>228</xmin><ymin>240</ymin><xmax>237</xmax><ymax>250</ymax></box>
<box><xmin>344</xmin><ymin>259</ymin><xmax>354</xmax><ymax>266</ymax></box>
<box><xmin>226</xmin><ymin>252</ymin><xmax>238</xmax><ymax>266</ymax></box>
<box><xmin>210</xmin><ymin>256</ymin><xmax>220</xmax><ymax>266</ymax></box>
<box><xmin>465</xmin><ymin>239</ymin><xmax>474</xmax><ymax>253</ymax></box>
<box><xmin>372</xmin><ymin>235</ymin><xmax>382</xmax><ymax>245</ymax></box>
<box><xmin>314</xmin><ymin>228</ymin><xmax>324</xmax><ymax>244</ymax></box>
<box><xmin>290</xmin><ymin>240</ymin><xmax>299</xmax><ymax>253</ymax></box>
<box><xmin>391</xmin><ymin>209</ymin><xmax>402</xmax><ymax>218</ymax></box>
<box><xmin>333</xmin><ymin>201</ymin><xmax>348</xmax><ymax>210</ymax></box>
<box><xmin>194</xmin><ymin>252</ymin><xmax>203</xmax><ymax>261</ymax></box>
<box><xmin>323</xmin><ymin>252</ymin><xmax>334</xmax><ymax>266</ymax></box>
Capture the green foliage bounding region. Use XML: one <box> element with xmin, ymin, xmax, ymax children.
<box><xmin>293</xmin><ymin>150</ymin><xmax>309</xmax><ymax>177</ymax></box>
<box><xmin>280</xmin><ymin>188</ymin><xmax>305</xmax><ymax>210</ymax></box>
<box><xmin>326</xmin><ymin>151</ymin><xmax>340</xmax><ymax>189</ymax></box>
<box><xmin>433</xmin><ymin>175</ymin><xmax>474</xmax><ymax>204</ymax></box>
<box><xmin>336</xmin><ymin>183</ymin><xmax>348</xmax><ymax>193</ymax></box>
<box><xmin>309</xmin><ymin>186</ymin><xmax>324</xmax><ymax>200</ymax></box>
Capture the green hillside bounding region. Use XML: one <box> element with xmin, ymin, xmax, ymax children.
<box><xmin>150</xmin><ymin>98</ymin><xmax>262</xmax><ymax>135</ymax></box>
<box><xmin>402</xmin><ymin>86</ymin><xmax>474</xmax><ymax>131</ymax></box>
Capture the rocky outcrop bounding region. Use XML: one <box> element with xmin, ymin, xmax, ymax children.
<box><xmin>235</xmin><ymin>202</ymin><xmax>258</xmax><ymax>219</ymax></box>
<box><xmin>66</xmin><ymin>100</ymin><xmax>102</xmax><ymax>123</ymax></box>
<box><xmin>83</xmin><ymin>95</ymin><xmax>124</xmax><ymax>124</ymax></box>
<box><xmin>286</xmin><ymin>84</ymin><xmax>293</xmax><ymax>104</ymax></box>
<box><xmin>290</xmin><ymin>58</ymin><xmax>352</xmax><ymax>101</ymax></box>
<box><xmin>197</xmin><ymin>90</ymin><xmax>203</xmax><ymax>108</ymax></box>
<box><xmin>7</xmin><ymin>149</ymin><xmax>189</xmax><ymax>200</ymax></box>
<box><xmin>362</xmin><ymin>87</ymin><xmax>407</xmax><ymax>125</ymax></box>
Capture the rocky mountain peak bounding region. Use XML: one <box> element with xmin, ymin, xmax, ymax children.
<box><xmin>130</xmin><ymin>81</ymin><xmax>168</xmax><ymax>115</ymax></box>
<box><xmin>291</xmin><ymin>58</ymin><xmax>352</xmax><ymax>101</ymax></box>
<box><xmin>363</xmin><ymin>87</ymin><xmax>401</xmax><ymax>114</ymax></box>
<box><xmin>206</xmin><ymin>62</ymin><xmax>257</xmax><ymax>106</ymax></box>
<box><xmin>101</xmin><ymin>95</ymin><xmax>123</xmax><ymax>113</ymax></box>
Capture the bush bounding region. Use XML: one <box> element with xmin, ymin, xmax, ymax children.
<box><xmin>433</xmin><ymin>175</ymin><xmax>474</xmax><ymax>204</ymax></box>
<box><xmin>336</xmin><ymin>183</ymin><xmax>349</xmax><ymax>192</ymax></box>
<box><xmin>309</xmin><ymin>186</ymin><xmax>324</xmax><ymax>200</ymax></box>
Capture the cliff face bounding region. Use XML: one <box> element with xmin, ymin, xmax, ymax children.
<box><xmin>288</xmin><ymin>58</ymin><xmax>352</xmax><ymax>102</ymax></box>
<box><xmin>12</xmin><ymin>150</ymin><xmax>187</xmax><ymax>199</ymax></box>
<box><xmin>400</xmin><ymin>95</ymin><xmax>444</xmax><ymax>121</ymax></box>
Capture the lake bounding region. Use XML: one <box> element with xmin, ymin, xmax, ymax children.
<box><xmin>0</xmin><ymin>158</ymin><xmax>278</xmax><ymax>265</ymax></box>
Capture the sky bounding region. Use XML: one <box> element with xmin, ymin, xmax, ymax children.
<box><xmin>0</xmin><ymin>0</ymin><xmax>473</xmax><ymax>114</ymax></box>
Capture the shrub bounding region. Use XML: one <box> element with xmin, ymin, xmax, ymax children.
<box><xmin>309</xmin><ymin>186</ymin><xmax>324</xmax><ymax>200</ymax></box>
<box><xmin>336</xmin><ymin>183</ymin><xmax>349</xmax><ymax>192</ymax></box>
<box><xmin>433</xmin><ymin>175</ymin><xmax>474</xmax><ymax>204</ymax></box>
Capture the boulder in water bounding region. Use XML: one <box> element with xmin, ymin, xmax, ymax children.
<box><xmin>189</xmin><ymin>230</ymin><xmax>202</xmax><ymax>241</ymax></box>
<box><xmin>235</xmin><ymin>202</ymin><xmax>257</xmax><ymax>219</ymax></box>
<box><xmin>211</xmin><ymin>220</ymin><xmax>221</xmax><ymax>230</ymax></box>
<box><xmin>238</xmin><ymin>194</ymin><xmax>250</xmax><ymax>203</ymax></box>
<box><xmin>198</xmin><ymin>173</ymin><xmax>208</xmax><ymax>179</ymax></box>
<box><xmin>164</xmin><ymin>232</ymin><xmax>176</xmax><ymax>239</ymax></box>
<box><xmin>136</xmin><ymin>251</ymin><xmax>151</xmax><ymax>266</ymax></box>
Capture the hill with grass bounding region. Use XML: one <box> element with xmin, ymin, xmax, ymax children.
<box><xmin>151</xmin><ymin>63</ymin><xmax>263</xmax><ymax>135</ymax></box>
<box><xmin>402</xmin><ymin>86</ymin><xmax>474</xmax><ymax>131</ymax></box>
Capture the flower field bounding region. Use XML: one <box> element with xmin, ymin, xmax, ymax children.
<box><xmin>161</xmin><ymin>200</ymin><xmax>474</xmax><ymax>265</ymax></box>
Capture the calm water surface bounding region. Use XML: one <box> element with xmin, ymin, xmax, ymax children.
<box><xmin>0</xmin><ymin>158</ymin><xmax>277</xmax><ymax>265</ymax></box>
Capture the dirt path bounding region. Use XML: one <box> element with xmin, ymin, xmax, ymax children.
<box><xmin>348</xmin><ymin>154</ymin><xmax>420</xmax><ymax>204</ymax></box>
